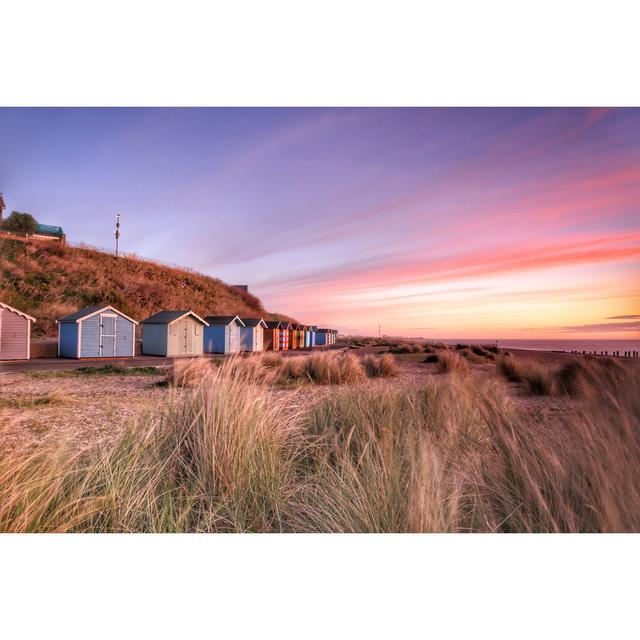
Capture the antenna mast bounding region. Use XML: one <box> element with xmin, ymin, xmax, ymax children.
<box><xmin>114</xmin><ymin>213</ymin><xmax>121</xmax><ymax>257</ymax></box>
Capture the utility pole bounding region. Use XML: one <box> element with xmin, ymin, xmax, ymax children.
<box><xmin>378</xmin><ymin>323</ymin><xmax>381</xmax><ymax>338</ymax></box>
<box><xmin>114</xmin><ymin>213</ymin><xmax>121</xmax><ymax>256</ymax></box>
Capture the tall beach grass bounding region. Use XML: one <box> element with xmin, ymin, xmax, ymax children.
<box><xmin>0</xmin><ymin>355</ymin><xmax>638</xmax><ymax>532</ymax></box>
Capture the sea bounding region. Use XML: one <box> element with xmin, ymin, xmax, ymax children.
<box><xmin>434</xmin><ymin>339</ymin><xmax>640</xmax><ymax>354</ymax></box>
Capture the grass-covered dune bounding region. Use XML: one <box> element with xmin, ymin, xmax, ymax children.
<box><xmin>1</xmin><ymin>352</ymin><xmax>637</xmax><ymax>533</ymax></box>
<box><xmin>0</xmin><ymin>237</ymin><xmax>293</xmax><ymax>336</ymax></box>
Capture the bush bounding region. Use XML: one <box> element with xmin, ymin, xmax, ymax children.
<box><xmin>424</xmin><ymin>354</ymin><xmax>438</xmax><ymax>363</ymax></box>
<box><xmin>1</xmin><ymin>211</ymin><xmax>37</xmax><ymax>235</ymax></box>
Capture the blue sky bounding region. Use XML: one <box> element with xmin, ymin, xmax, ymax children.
<box><xmin>1</xmin><ymin>107</ymin><xmax>638</xmax><ymax>337</ymax></box>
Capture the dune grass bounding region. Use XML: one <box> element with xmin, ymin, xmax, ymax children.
<box><xmin>435</xmin><ymin>350</ymin><xmax>469</xmax><ymax>374</ymax></box>
<box><xmin>497</xmin><ymin>356</ymin><xmax>554</xmax><ymax>395</ymax></box>
<box><xmin>192</xmin><ymin>351</ymin><xmax>394</xmax><ymax>387</ymax></box>
<box><xmin>0</xmin><ymin>355</ymin><xmax>638</xmax><ymax>532</ymax></box>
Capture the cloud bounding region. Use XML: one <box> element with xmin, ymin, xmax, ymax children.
<box><xmin>262</xmin><ymin>230</ymin><xmax>640</xmax><ymax>295</ymax></box>
<box><xmin>606</xmin><ymin>314</ymin><xmax>640</xmax><ymax>320</ymax></box>
<box><xmin>561</xmin><ymin>321</ymin><xmax>640</xmax><ymax>333</ymax></box>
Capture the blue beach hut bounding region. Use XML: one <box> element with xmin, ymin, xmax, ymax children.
<box><xmin>203</xmin><ymin>315</ymin><xmax>245</xmax><ymax>354</ymax></box>
<box><xmin>58</xmin><ymin>305</ymin><xmax>137</xmax><ymax>359</ymax></box>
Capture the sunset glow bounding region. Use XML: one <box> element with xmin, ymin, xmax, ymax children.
<box><xmin>1</xmin><ymin>107</ymin><xmax>638</xmax><ymax>338</ymax></box>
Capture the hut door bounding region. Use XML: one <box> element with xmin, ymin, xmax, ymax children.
<box><xmin>182</xmin><ymin>319</ymin><xmax>193</xmax><ymax>354</ymax></box>
<box><xmin>229</xmin><ymin>324</ymin><xmax>238</xmax><ymax>352</ymax></box>
<box><xmin>100</xmin><ymin>314</ymin><xmax>117</xmax><ymax>357</ymax></box>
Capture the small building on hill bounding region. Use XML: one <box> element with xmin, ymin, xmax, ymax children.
<box><xmin>0</xmin><ymin>301</ymin><xmax>35</xmax><ymax>360</ymax></box>
<box><xmin>141</xmin><ymin>310</ymin><xmax>208</xmax><ymax>357</ymax></box>
<box><xmin>33</xmin><ymin>223</ymin><xmax>66</xmax><ymax>245</ymax></box>
<box><xmin>58</xmin><ymin>305</ymin><xmax>137</xmax><ymax>358</ymax></box>
<box><xmin>203</xmin><ymin>315</ymin><xmax>245</xmax><ymax>354</ymax></box>
<box><xmin>240</xmin><ymin>318</ymin><xmax>267</xmax><ymax>352</ymax></box>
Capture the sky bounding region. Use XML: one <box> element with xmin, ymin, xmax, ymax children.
<box><xmin>0</xmin><ymin>107</ymin><xmax>638</xmax><ymax>339</ymax></box>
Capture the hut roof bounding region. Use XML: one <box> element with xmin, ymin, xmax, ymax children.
<box><xmin>204</xmin><ymin>315</ymin><xmax>245</xmax><ymax>327</ymax></box>
<box><xmin>0</xmin><ymin>301</ymin><xmax>36</xmax><ymax>323</ymax></box>
<box><xmin>240</xmin><ymin>318</ymin><xmax>268</xmax><ymax>328</ymax></box>
<box><xmin>58</xmin><ymin>305</ymin><xmax>138</xmax><ymax>325</ymax></box>
<box><xmin>142</xmin><ymin>310</ymin><xmax>208</xmax><ymax>326</ymax></box>
<box><xmin>34</xmin><ymin>223</ymin><xmax>65</xmax><ymax>237</ymax></box>
<box><xmin>265</xmin><ymin>321</ymin><xmax>282</xmax><ymax>329</ymax></box>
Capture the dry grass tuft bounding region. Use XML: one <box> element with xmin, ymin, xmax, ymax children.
<box><xmin>554</xmin><ymin>356</ymin><xmax>625</xmax><ymax>398</ymax></box>
<box><xmin>167</xmin><ymin>358</ymin><xmax>215</xmax><ymax>387</ymax></box>
<box><xmin>497</xmin><ymin>356</ymin><xmax>554</xmax><ymax>395</ymax></box>
<box><xmin>436</xmin><ymin>350</ymin><xmax>469</xmax><ymax>374</ymax></box>
<box><xmin>362</xmin><ymin>353</ymin><xmax>397</xmax><ymax>378</ymax></box>
<box><xmin>0</xmin><ymin>357</ymin><xmax>638</xmax><ymax>532</ymax></box>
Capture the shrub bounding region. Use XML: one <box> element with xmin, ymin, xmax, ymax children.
<box><xmin>1</xmin><ymin>211</ymin><xmax>38</xmax><ymax>235</ymax></box>
<box><xmin>424</xmin><ymin>354</ymin><xmax>438</xmax><ymax>363</ymax></box>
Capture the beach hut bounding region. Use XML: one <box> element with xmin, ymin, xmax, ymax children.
<box><xmin>0</xmin><ymin>301</ymin><xmax>35</xmax><ymax>360</ymax></box>
<box><xmin>315</xmin><ymin>328</ymin><xmax>329</xmax><ymax>347</ymax></box>
<box><xmin>279</xmin><ymin>321</ymin><xmax>291</xmax><ymax>350</ymax></box>
<box><xmin>240</xmin><ymin>318</ymin><xmax>267</xmax><ymax>352</ymax></box>
<box><xmin>303</xmin><ymin>325</ymin><xmax>311</xmax><ymax>349</ymax></box>
<box><xmin>203</xmin><ymin>315</ymin><xmax>245</xmax><ymax>354</ymax></box>
<box><xmin>141</xmin><ymin>310</ymin><xmax>208</xmax><ymax>357</ymax></box>
<box><xmin>263</xmin><ymin>321</ymin><xmax>282</xmax><ymax>351</ymax></box>
<box><xmin>309</xmin><ymin>325</ymin><xmax>317</xmax><ymax>348</ymax></box>
<box><xmin>288</xmin><ymin>324</ymin><xmax>299</xmax><ymax>350</ymax></box>
<box><xmin>298</xmin><ymin>324</ymin><xmax>307</xmax><ymax>349</ymax></box>
<box><xmin>58</xmin><ymin>305</ymin><xmax>137</xmax><ymax>359</ymax></box>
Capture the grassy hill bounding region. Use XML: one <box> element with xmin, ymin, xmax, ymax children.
<box><xmin>0</xmin><ymin>237</ymin><xmax>292</xmax><ymax>337</ymax></box>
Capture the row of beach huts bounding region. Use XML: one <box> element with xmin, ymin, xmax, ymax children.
<box><xmin>0</xmin><ymin>301</ymin><xmax>337</xmax><ymax>361</ymax></box>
